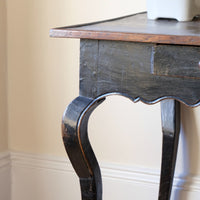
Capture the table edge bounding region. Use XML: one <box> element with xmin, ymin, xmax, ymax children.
<box><xmin>50</xmin><ymin>28</ymin><xmax>200</xmax><ymax>46</ymax></box>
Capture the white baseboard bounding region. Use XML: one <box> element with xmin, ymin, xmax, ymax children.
<box><xmin>0</xmin><ymin>152</ymin><xmax>11</xmax><ymax>200</ymax></box>
<box><xmin>10</xmin><ymin>151</ymin><xmax>200</xmax><ymax>200</ymax></box>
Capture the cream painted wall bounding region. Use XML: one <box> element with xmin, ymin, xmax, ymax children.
<box><xmin>6</xmin><ymin>0</ymin><xmax>200</xmax><ymax>177</ymax></box>
<box><xmin>0</xmin><ymin>0</ymin><xmax>8</xmax><ymax>152</ymax></box>
<box><xmin>6</xmin><ymin>0</ymin><xmax>146</xmax><ymax>156</ymax></box>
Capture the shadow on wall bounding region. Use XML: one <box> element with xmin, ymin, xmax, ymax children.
<box><xmin>174</xmin><ymin>105</ymin><xmax>200</xmax><ymax>199</ymax></box>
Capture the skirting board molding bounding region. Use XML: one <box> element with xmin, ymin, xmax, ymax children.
<box><xmin>0</xmin><ymin>151</ymin><xmax>10</xmax><ymax>168</ymax></box>
<box><xmin>0</xmin><ymin>152</ymin><xmax>11</xmax><ymax>200</ymax></box>
<box><xmin>10</xmin><ymin>151</ymin><xmax>200</xmax><ymax>200</ymax></box>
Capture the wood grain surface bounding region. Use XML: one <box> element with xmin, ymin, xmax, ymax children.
<box><xmin>153</xmin><ymin>45</ymin><xmax>200</xmax><ymax>78</ymax></box>
<box><xmin>50</xmin><ymin>12</ymin><xmax>200</xmax><ymax>46</ymax></box>
<box><xmin>80</xmin><ymin>39</ymin><xmax>200</xmax><ymax>107</ymax></box>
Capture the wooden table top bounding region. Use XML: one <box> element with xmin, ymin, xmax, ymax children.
<box><xmin>50</xmin><ymin>12</ymin><xmax>200</xmax><ymax>46</ymax></box>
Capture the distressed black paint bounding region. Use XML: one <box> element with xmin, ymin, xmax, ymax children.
<box><xmin>159</xmin><ymin>100</ymin><xmax>180</xmax><ymax>200</ymax></box>
<box><xmin>80</xmin><ymin>40</ymin><xmax>200</xmax><ymax>107</ymax></box>
<box><xmin>62</xmin><ymin>96</ymin><xmax>105</xmax><ymax>200</ymax></box>
<box><xmin>153</xmin><ymin>45</ymin><xmax>200</xmax><ymax>79</ymax></box>
<box><xmin>62</xmin><ymin>38</ymin><xmax>200</xmax><ymax>200</ymax></box>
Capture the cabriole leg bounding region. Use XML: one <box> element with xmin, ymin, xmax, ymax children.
<box><xmin>62</xmin><ymin>96</ymin><xmax>105</xmax><ymax>200</ymax></box>
<box><xmin>159</xmin><ymin>100</ymin><xmax>181</xmax><ymax>200</ymax></box>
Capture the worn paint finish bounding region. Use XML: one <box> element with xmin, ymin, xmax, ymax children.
<box><xmin>80</xmin><ymin>39</ymin><xmax>200</xmax><ymax>107</ymax></box>
<box><xmin>153</xmin><ymin>45</ymin><xmax>200</xmax><ymax>79</ymax></box>
<box><xmin>62</xmin><ymin>96</ymin><xmax>105</xmax><ymax>200</ymax></box>
<box><xmin>61</xmin><ymin>39</ymin><xmax>200</xmax><ymax>200</ymax></box>
<box><xmin>159</xmin><ymin>100</ymin><xmax>180</xmax><ymax>200</ymax></box>
<box><xmin>62</xmin><ymin>38</ymin><xmax>199</xmax><ymax>200</ymax></box>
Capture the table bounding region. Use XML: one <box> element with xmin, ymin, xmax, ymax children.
<box><xmin>50</xmin><ymin>12</ymin><xmax>200</xmax><ymax>200</ymax></box>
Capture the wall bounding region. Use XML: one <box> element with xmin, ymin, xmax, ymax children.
<box><xmin>0</xmin><ymin>0</ymin><xmax>8</xmax><ymax>152</ymax></box>
<box><xmin>6</xmin><ymin>0</ymin><xmax>200</xmax><ymax>199</ymax></box>
<box><xmin>0</xmin><ymin>1</ymin><xmax>10</xmax><ymax>200</ymax></box>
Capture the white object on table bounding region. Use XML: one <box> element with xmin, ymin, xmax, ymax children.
<box><xmin>147</xmin><ymin>0</ymin><xmax>200</xmax><ymax>21</ymax></box>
